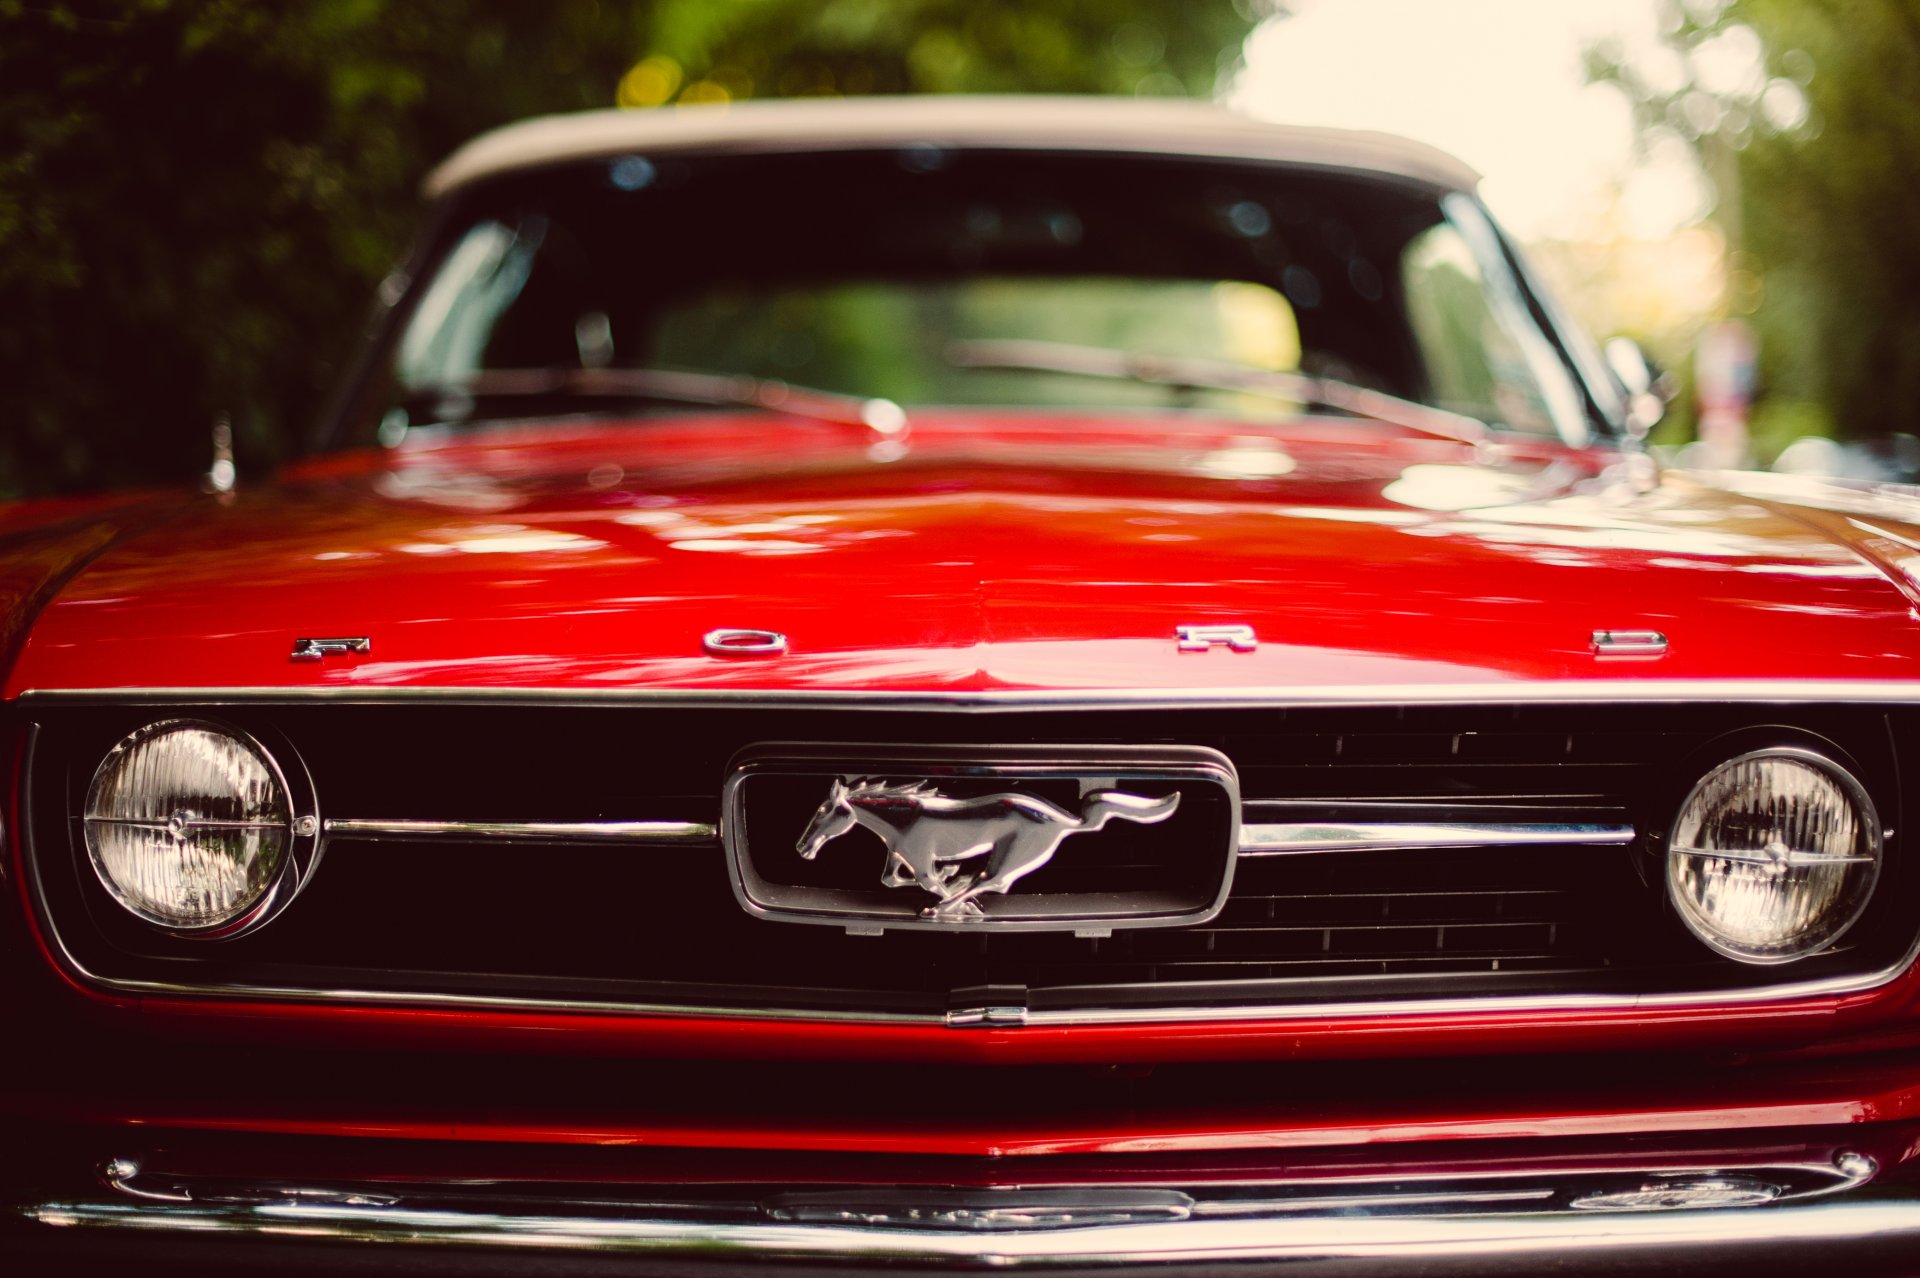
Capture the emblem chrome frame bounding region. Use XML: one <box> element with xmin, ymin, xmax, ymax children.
<box><xmin>723</xmin><ymin>744</ymin><xmax>1239</xmax><ymax>932</ymax></box>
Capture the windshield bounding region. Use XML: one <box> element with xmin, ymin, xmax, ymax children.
<box><xmin>348</xmin><ymin>148</ymin><xmax>1598</xmax><ymax>445</ymax></box>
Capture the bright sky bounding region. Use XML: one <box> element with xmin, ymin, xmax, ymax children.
<box><xmin>1230</xmin><ymin>0</ymin><xmax>1711</xmax><ymax>242</ymax></box>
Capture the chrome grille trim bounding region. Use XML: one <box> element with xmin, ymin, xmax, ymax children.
<box><xmin>319</xmin><ymin>819</ymin><xmax>1632</xmax><ymax>855</ymax></box>
<box><xmin>323</xmin><ymin>818</ymin><xmax>718</xmax><ymax>845</ymax></box>
<box><xmin>1239</xmin><ymin>822</ymin><xmax>1636</xmax><ymax>855</ymax></box>
<box><xmin>47</xmin><ymin>964</ymin><xmax>1916</xmax><ymax>1027</ymax></box>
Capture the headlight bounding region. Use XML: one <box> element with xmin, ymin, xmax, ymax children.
<box><xmin>1667</xmin><ymin>748</ymin><xmax>1881</xmax><ymax>964</ymax></box>
<box><xmin>83</xmin><ymin>720</ymin><xmax>318</xmax><ymax>936</ymax></box>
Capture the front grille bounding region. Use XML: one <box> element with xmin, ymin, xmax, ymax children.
<box><xmin>1030</xmin><ymin>844</ymin><xmax>1626</xmax><ymax>986</ymax></box>
<box><xmin>23</xmin><ymin>701</ymin><xmax>1917</xmax><ymax>1018</ymax></box>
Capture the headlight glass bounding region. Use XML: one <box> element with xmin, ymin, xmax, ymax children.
<box><xmin>1667</xmin><ymin>748</ymin><xmax>1881</xmax><ymax>964</ymax></box>
<box><xmin>84</xmin><ymin>721</ymin><xmax>293</xmax><ymax>932</ymax></box>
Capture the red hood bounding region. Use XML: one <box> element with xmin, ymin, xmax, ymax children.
<box><xmin>10</xmin><ymin>412</ymin><xmax>1920</xmax><ymax>699</ymax></box>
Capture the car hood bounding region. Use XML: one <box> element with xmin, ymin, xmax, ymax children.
<box><xmin>11</xmin><ymin>413</ymin><xmax>1920</xmax><ymax>699</ymax></box>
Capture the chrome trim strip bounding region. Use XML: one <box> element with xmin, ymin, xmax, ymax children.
<box><xmin>22</xmin><ymin>678</ymin><xmax>1920</xmax><ymax>711</ymax></box>
<box><xmin>323</xmin><ymin>818</ymin><xmax>718</xmax><ymax>845</ymax></box>
<box><xmin>1240</xmin><ymin>822</ymin><xmax>1635</xmax><ymax>855</ymax></box>
<box><xmin>280</xmin><ymin>816</ymin><xmax>1612</xmax><ymax>873</ymax></box>
<box><xmin>1022</xmin><ymin>992</ymin><xmax>1689</xmax><ymax>1027</ymax></box>
<box><xmin>20</xmin><ymin>1194</ymin><xmax>1920</xmax><ymax>1270</ymax></box>
<box><xmin>77</xmin><ymin>973</ymin><xmax>937</xmax><ymax>1024</ymax></box>
<box><xmin>89</xmin><ymin>1151</ymin><xmax>1877</xmax><ymax>1208</ymax></box>
<box><xmin>46</xmin><ymin>958</ymin><xmax>1910</xmax><ymax>1030</ymax></box>
<box><xmin>947</xmin><ymin>1005</ymin><xmax>1029</xmax><ymax>1029</ymax></box>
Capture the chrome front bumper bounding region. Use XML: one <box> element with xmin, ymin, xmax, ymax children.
<box><xmin>13</xmin><ymin>1152</ymin><xmax>1920</xmax><ymax>1275</ymax></box>
<box><xmin>19</xmin><ymin>1195</ymin><xmax>1920</xmax><ymax>1274</ymax></box>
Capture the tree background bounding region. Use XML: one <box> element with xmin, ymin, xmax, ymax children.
<box><xmin>9</xmin><ymin>0</ymin><xmax>1911</xmax><ymax>495</ymax></box>
<box><xmin>0</xmin><ymin>0</ymin><xmax>1270</xmax><ymax>498</ymax></box>
<box><xmin>1591</xmin><ymin>0</ymin><xmax>1920</xmax><ymax>461</ymax></box>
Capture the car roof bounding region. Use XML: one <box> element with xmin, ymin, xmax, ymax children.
<box><xmin>425</xmin><ymin>95</ymin><xmax>1482</xmax><ymax>200</ymax></box>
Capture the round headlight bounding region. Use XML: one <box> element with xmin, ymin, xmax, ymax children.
<box><xmin>84</xmin><ymin>720</ymin><xmax>315</xmax><ymax>936</ymax></box>
<box><xmin>1667</xmin><ymin>748</ymin><xmax>1881</xmax><ymax>964</ymax></box>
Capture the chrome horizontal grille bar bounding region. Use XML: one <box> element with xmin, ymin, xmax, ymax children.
<box><xmin>323</xmin><ymin>819</ymin><xmax>718</xmax><ymax>845</ymax></box>
<box><xmin>322</xmin><ymin>818</ymin><xmax>1631</xmax><ymax>855</ymax></box>
<box><xmin>1238</xmin><ymin>822</ymin><xmax>1636</xmax><ymax>855</ymax></box>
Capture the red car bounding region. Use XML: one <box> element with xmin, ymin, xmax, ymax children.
<box><xmin>6</xmin><ymin>96</ymin><xmax>1920</xmax><ymax>1274</ymax></box>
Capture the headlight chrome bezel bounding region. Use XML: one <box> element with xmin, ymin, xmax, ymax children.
<box><xmin>82</xmin><ymin>718</ymin><xmax>322</xmax><ymax>940</ymax></box>
<box><xmin>1666</xmin><ymin>745</ymin><xmax>1883</xmax><ymax>966</ymax></box>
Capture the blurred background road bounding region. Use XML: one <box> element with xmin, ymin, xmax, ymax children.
<box><xmin>2</xmin><ymin>0</ymin><xmax>1909</xmax><ymax>496</ymax></box>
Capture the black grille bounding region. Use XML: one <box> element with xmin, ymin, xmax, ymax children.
<box><xmin>23</xmin><ymin>701</ymin><xmax>1917</xmax><ymax>1016</ymax></box>
<box><xmin>1027</xmin><ymin>844</ymin><xmax>1630</xmax><ymax>986</ymax></box>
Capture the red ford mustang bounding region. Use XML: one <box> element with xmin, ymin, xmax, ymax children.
<box><xmin>6</xmin><ymin>96</ymin><xmax>1920</xmax><ymax>1274</ymax></box>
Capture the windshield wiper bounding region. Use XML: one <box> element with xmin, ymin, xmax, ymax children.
<box><xmin>945</xmin><ymin>338</ymin><xmax>1487</xmax><ymax>447</ymax></box>
<box><xmin>401</xmin><ymin>366</ymin><xmax>910</xmax><ymax>440</ymax></box>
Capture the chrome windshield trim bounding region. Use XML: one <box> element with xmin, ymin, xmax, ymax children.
<box><xmin>19</xmin><ymin>1191</ymin><xmax>1920</xmax><ymax>1271</ymax></box>
<box><xmin>21</xmin><ymin>679</ymin><xmax>1920</xmax><ymax>712</ymax></box>
<box><xmin>323</xmin><ymin>818</ymin><xmax>718</xmax><ymax>845</ymax></box>
<box><xmin>1240</xmin><ymin>822</ymin><xmax>1635</xmax><ymax>855</ymax></box>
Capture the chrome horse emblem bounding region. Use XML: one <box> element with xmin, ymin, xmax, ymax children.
<box><xmin>796</xmin><ymin>779</ymin><xmax>1181</xmax><ymax>919</ymax></box>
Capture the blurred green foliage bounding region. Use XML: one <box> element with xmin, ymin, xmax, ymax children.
<box><xmin>0</xmin><ymin>0</ymin><xmax>1270</xmax><ymax>499</ymax></box>
<box><xmin>1592</xmin><ymin>0</ymin><xmax>1920</xmax><ymax>449</ymax></box>
<box><xmin>632</xmin><ymin>0</ymin><xmax>1263</xmax><ymax>103</ymax></box>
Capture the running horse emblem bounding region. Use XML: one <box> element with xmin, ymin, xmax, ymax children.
<box><xmin>796</xmin><ymin>778</ymin><xmax>1181</xmax><ymax>919</ymax></box>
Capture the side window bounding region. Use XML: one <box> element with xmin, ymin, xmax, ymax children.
<box><xmin>1400</xmin><ymin>222</ymin><xmax>1558</xmax><ymax>436</ymax></box>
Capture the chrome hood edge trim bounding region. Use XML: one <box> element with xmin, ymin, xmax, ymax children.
<box><xmin>20</xmin><ymin>679</ymin><xmax>1920</xmax><ymax>712</ymax></box>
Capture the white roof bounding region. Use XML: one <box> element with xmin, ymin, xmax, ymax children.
<box><xmin>425</xmin><ymin>95</ymin><xmax>1481</xmax><ymax>200</ymax></box>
